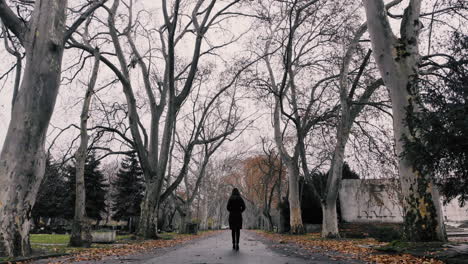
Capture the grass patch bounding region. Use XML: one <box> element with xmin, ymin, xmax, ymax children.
<box><xmin>31</xmin><ymin>233</ymin><xmax>140</xmax><ymax>244</ymax></box>
<box><xmin>30</xmin><ymin>234</ymin><xmax>70</xmax><ymax>245</ymax></box>
<box><xmin>29</xmin><ymin>234</ymin><xmax>117</xmax><ymax>255</ymax></box>
<box><xmin>116</xmin><ymin>234</ymin><xmax>134</xmax><ymax>241</ymax></box>
<box><xmin>159</xmin><ymin>232</ymin><xmax>176</xmax><ymax>240</ymax></box>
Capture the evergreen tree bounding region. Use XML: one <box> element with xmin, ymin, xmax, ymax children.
<box><xmin>65</xmin><ymin>152</ymin><xmax>109</xmax><ymax>221</ymax></box>
<box><xmin>111</xmin><ymin>153</ymin><xmax>144</xmax><ymax>226</ymax></box>
<box><xmin>404</xmin><ymin>32</ymin><xmax>468</xmax><ymax>206</ymax></box>
<box><xmin>32</xmin><ymin>157</ymin><xmax>68</xmax><ymax>221</ymax></box>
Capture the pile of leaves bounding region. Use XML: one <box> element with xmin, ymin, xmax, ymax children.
<box><xmin>21</xmin><ymin>231</ymin><xmax>220</xmax><ymax>264</ymax></box>
<box><xmin>255</xmin><ymin>231</ymin><xmax>444</xmax><ymax>264</ymax></box>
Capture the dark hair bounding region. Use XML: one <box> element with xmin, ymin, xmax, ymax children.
<box><xmin>231</xmin><ymin>188</ymin><xmax>240</xmax><ymax>196</ymax></box>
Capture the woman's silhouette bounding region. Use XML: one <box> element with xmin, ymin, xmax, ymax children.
<box><xmin>227</xmin><ymin>188</ymin><xmax>245</xmax><ymax>250</ymax></box>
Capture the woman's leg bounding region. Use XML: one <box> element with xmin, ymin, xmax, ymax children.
<box><xmin>235</xmin><ymin>228</ymin><xmax>240</xmax><ymax>249</ymax></box>
<box><xmin>231</xmin><ymin>229</ymin><xmax>236</xmax><ymax>248</ymax></box>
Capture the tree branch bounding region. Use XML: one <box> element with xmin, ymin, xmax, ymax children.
<box><xmin>64</xmin><ymin>0</ymin><xmax>107</xmax><ymax>42</ymax></box>
<box><xmin>0</xmin><ymin>0</ymin><xmax>26</xmax><ymax>44</ymax></box>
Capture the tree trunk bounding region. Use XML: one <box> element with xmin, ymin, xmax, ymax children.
<box><xmin>263</xmin><ymin>212</ymin><xmax>273</xmax><ymax>231</ymax></box>
<box><xmin>169</xmin><ymin>209</ymin><xmax>176</xmax><ymax>231</ymax></box>
<box><xmin>363</xmin><ymin>0</ymin><xmax>446</xmax><ymax>241</ymax></box>
<box><xmin>277</xmin><ymin>174</ymin><xmax>283</xmax><ymax>233</ymax></box>
<box><xmin>128</xmin><ymin>217</ymin><xmax>133</xmax><ymax>233</ymax></box>
<box><xmin>321</xmin><ymin>202</ymin><xmax>339</xmax><ymax>238</ymax></box>
<box><xmin>286</xmin><ymin>161</ymin><xmax>304</xmax><ymax>234</ymax></box>
<box><xmin>394</xmin><ymin>84</ymin><xmax>446</xmax><ymax>241</ymax></box>
<box><xmin>200</xmin><ymin>196</ymin><xmax>209</xmax><ymax>230</ymax></box>
<box><xmin>138</xmin><ymin>183</ymin><xmax>159</xmax><ymax>238</ymax></box>
<box><xmin>0</xmin><ymin>0</ymin><xmax>67</xmax><ymax>257</ymax></box>
<box><xmin>322</xmin><ymin>116</ymin><xmax>350</xmax><ymax>238</ymax></box>
<box><xmin>69</xmin><ymin>49</ymin><xmax>99</xmax><ymax>248</ymax></box>
<box><xmin>179</xmin><ymin>213</ymin><xmax>186</xmax><ymax>233</ymax></box>
<box><xmin>69</xmin><ymin>220</ymin><xmax>92</xmax><ymax>247</ymax></box>
<box><xmin>272</xmin><ymin>89</ymin><xmax>304</xmax><ymax>234</ymax></box>
<box><xmin>178</xmin><ymin>204</ymin><xmax>192</xmax><ymax>234</ymax></box>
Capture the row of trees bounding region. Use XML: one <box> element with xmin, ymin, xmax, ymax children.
<box><xmin>0</xmin><ymin>0</ymin><xmax>466</xmax><ymax>257</ymax></box>
<box><xmin>247</xmin><ymin>0</ymin><xmax>466</xmax><ymax>241</ymax></box>
<box><xmin>33</xmin><ymin>153</ymin><xmax>143</xmax><ymax>229</ymax></box>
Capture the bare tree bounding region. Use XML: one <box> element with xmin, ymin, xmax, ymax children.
<box><xmin>69</xmin><ymin>23</ymin><xmax>101</xmax><ymax>247</ymax></box>
<box><xmin>0</xmin><ymin>0</ymin><xmax>104</xmax><ymax>256</ymax></box>
<box><xmin>255</xmin><ymin>0</ymin><xmax>343</xmax><ymax>234</ymax></box>
<box><xmin>362</xmin><ymin>0</ymin><xmax>448</xmax><ymax>241</ymax></box>
<box><xmin>319</xmin><ymin>30</ymin><xmax>384</xmax><ymax>237</ymax></box>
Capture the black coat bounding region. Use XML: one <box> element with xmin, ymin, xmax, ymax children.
<box><xmin>227</xmin><ymin>195</ymin><xmax>246</xmax><ymax>229</ymax></box>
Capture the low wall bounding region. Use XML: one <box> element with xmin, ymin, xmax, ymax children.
<box><xmin>339</xmin><ymin>179</ymin><xmax>468</xmax><ymax>223</ymax></box>
<box><xmin>91</xmin><ymin>230</ymin><xmax>116</xmax><ymax>243</ymax></box>
<box><xmin>339</xmin><ymin>179</ymin><xmax>403</xmax><ymax>223</ymax></box>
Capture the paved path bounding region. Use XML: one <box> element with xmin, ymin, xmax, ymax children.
<box><xmin>36</xmin><ymin>231</ymin><xmax>362</xmax><ymax>264</ymax></box>
<box><xmin>138</xmin><ymin>230</ymin><xmax>359</xmax><ymax>264</ymax></box>
<box><xmin>140</xmin><ymin>230</ymin><xmax>311</xmax><ymax>264</ymax></box>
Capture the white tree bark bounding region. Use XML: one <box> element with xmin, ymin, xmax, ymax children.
<box><xmin>0</xmin><ymin>0</ymin><xmax>67</xmax><ymax>256</ymax></box>
<box><xmin>272</xmin><ymin>99</ymin><xmax>304</xmax><ymax>234</ymax></box>
<box><xmin>69</xmin><ymin>48</ymin><xmax>100</xmax><ymax>247</ymax></box>
<box><xmin>0</xmin><ymin>0</ymin><xmax>104</xmax><ymax>256</ymax></box>
<box><xmin>363</xmin><ymin>0</ymin><xmax>446</xmax><ymax>241</ymax></box>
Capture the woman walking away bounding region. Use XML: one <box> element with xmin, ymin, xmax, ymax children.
<box><xmin>227</xmin><ymin>188</ymin><xmax>246</xmax><ymax>251</ymax></box>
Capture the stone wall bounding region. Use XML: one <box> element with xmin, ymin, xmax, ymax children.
<box><xmin>339</xmin><ymin>179</ymin><xmax>403</xmax><ymax>223</ymax></box>
<box><xmin>339</xmin><ymin>179</ymin><xmax>468</xmax><ymax>223</ymax></box>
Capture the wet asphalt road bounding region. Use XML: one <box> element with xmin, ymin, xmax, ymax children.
<box><xmin>136</xmin><ymin>230</ymin><xmax>361</xmax><ymax>264</ymax></box>
<box><xmin>35</xmin><ymin>230</ymin><xmax>363</xmax><ymax>264</ymax></box>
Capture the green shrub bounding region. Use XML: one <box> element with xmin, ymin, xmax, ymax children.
<box><xmin>369</xmin><ymin>226</ymin><xmax>402</xmax><ymax>242</ymax></box>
